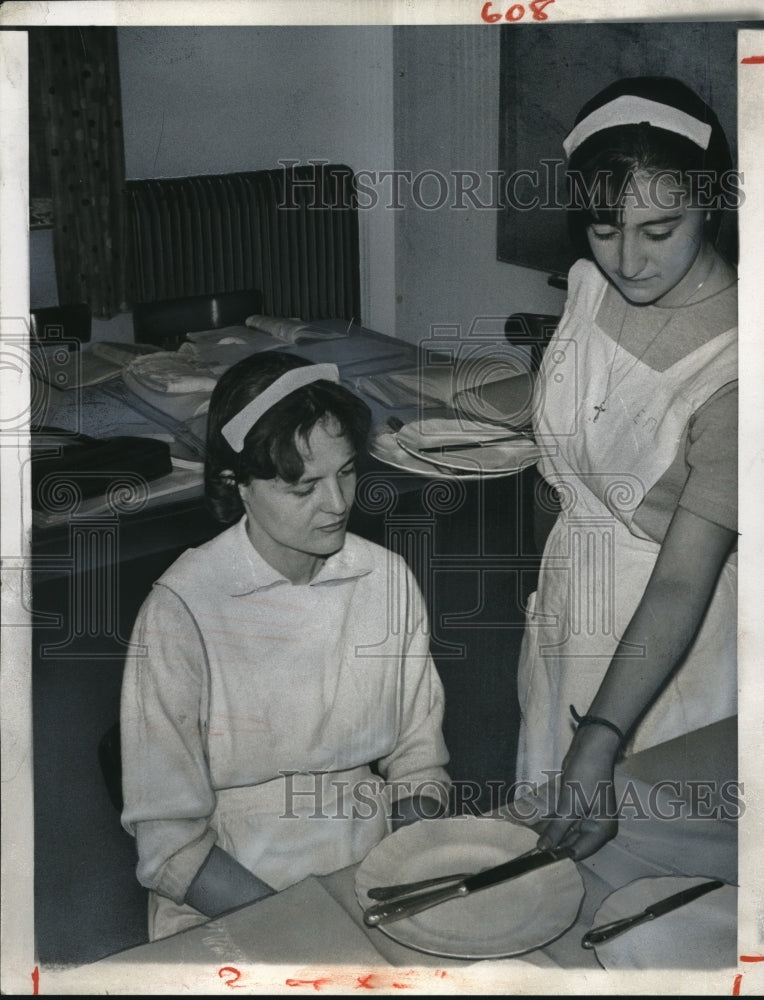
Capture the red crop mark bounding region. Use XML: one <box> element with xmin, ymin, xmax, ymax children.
<box><xmin>741</xmin><ymin>56</ymin><xmax>764</xmax><ymax>64</ymax></box>
<box><xmin>218</xmin><ymin>966</ymin><xmax>245</xmax><ymax>989</ymax></box>
<box><xmin>31</xmin><ymin>967</ymin><xmax>40</xmax><ymax>996</ymax></box>
<box><xmin>733</xmin><ymin>957</ymin><xmax>764</xmax><ymax>994</ymax></box>
<box><xmin>286</xmin><ymin>978</ymin><xmax>333</xmax><ymax>991</ymax></box>
<box><xmin>434</xmin><ymin>969</ymin><xmax>448</xmax><ymax>977</ymax></box>
<box><xmin>391</xmin><ymin>984</ymin><xmax>412</xmax><ymax>990</ymax></box>
<box><xmin>356</xmin><ymin>973</ymin><xmax>377</xmax><ymax>989</ymax></box>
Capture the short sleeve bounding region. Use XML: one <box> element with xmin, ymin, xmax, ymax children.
<box><xmin>678</xmin><ymin>382</ymin><xmax>737</xmax><ymax>533</ymax></box>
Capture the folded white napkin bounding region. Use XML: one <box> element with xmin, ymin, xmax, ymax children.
<box><xmin>125</xmin><ymin>352</ymin><xmax>224</xmax><ymax>394</ymax></box>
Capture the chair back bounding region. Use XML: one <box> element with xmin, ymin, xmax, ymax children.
<box><xmin>98</xmin><ymin>722</ymin><xmax>123</xmax><ymax>813</ymax></box>
<box><xmin>30</xmin><ymin>303</ymin><xmax>92</xmax><ymax>349</ymax></box>
<box><xmin>504</xmin><ymin>312</ymin><xmax>560</xmax><ymax>371</ymax></box>
<box><xmin>132</xmin><ymin>289</ymin><xmax>263</xmax><ymax>350</ymax></box>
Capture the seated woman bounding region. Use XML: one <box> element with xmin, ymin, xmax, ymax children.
<box><xmin>120</xmin><ymin>351</ymin><xmax>451</xmax><ymax>941</ymax></box>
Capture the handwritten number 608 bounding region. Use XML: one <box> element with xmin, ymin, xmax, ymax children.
<box><xmin>481</xmin><ymin>0</ymin><xmax>556</xmax><ymax>22</ymax></box>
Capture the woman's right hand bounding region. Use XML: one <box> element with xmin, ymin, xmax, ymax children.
<box><xmin>536</xmin><ymin>725</ymin><xmax>620</xmax><ymax>861</ymax></box>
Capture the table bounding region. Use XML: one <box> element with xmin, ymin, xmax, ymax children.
<box><xmin>37</xmin><ymin>718</ymin><xmax>738</xmax><ymax>995</ymax></box>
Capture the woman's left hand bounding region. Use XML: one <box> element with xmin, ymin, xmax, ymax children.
<box><xmin>391</xmin><ymin>794</ymin><xmax>448</xmax><ymax>830</ymax></box>
<box><xmin>536</xmin><ymin>726</ymin><xmax>620</xmax><ymax>860</ymax></box>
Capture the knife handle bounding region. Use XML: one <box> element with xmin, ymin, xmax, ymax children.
<box><xmin>581</xmin><ymin>912</ymin><xmax>654</xmax><ymax>949</ymax></box>
<box><xmin>367</xmin><ymin>872</ymin><xmax>471</xmax><ymax>901</ymax></box>
<box><xmin>364</xmin><ymin>882</ymin><xmax>469</xmax><ymax>926</ymax></box>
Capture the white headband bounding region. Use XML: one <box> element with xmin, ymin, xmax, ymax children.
<box><xmin>221</xmin><ymin>363</ymin><xmax>341</xmax><ymax>453</ymax></box>
<box><xmin>563</xmin><ymin>96</ymin><xmax>713</xmax><ymax>158</ymax></box>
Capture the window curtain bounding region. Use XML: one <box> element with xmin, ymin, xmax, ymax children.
<box><xmin>29</xmin><ymin>27</ymin><xmax>134</xmax><ymax>318</ymax></box>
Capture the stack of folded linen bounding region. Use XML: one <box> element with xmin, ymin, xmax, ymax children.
<box><xmin>122</xmin><ymin>350</ymin><xmax>226</xmax><ymax>422</ymax></box>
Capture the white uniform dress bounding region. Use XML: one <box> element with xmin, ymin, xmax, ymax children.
<box><xmin>120</xmin><ymin>518</ymin><xmax>451</xmax><ymax>940</ymax></box>
<box><xmin>516</xmin><ymin>260</ymin><xmax>737</xmax><ymax>786</ymax></box>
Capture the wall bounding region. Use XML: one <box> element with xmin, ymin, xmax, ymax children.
<box><xmin>31</xmin><ymin>26</ymin><xmax>566</xmax><ymax>344</ymax></box>
<box><xmin>117</xmin><ymin>25</ymin><xmax>395</xmax><ymax>338</ymax></box>
<box><xmin>393</xmin><ymin>26</ymin><xmax>566</xmax><ymax>355</ymax></box>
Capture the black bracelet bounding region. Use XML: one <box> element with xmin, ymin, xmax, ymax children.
<box><xmin>570</xmin><ymin>705</ymin><xmax>625</xmax><ymax>745</ymax></box>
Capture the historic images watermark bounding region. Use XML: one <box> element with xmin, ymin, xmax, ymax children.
<box><xmin>279</xmin><ymin>772</ymin><xmax>744</xmax><ymax>823</ymax></box>
<box><xmin>278</xmin><ymin>158</ymin><xmax>746</xmax><ymax>213</ymax></box>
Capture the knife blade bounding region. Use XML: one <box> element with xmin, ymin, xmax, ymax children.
<box><xmin>366</xmin><ymin>846</ymin><xmax>544</xmax><ymax>901</ymax></box>
<box><xmin>581</xmin><ymin>879</ymin><xmax>725</xmax><ymax>950</ymax></box>
<box><xmin>363</xmin><ymin>846</ymin><xmax>572</xmax><ymax>927</ymax></box>
<box><xmin>416</xmin><ymin>432</ymin><xmax>530</xmax><ymax>453</ymax></box>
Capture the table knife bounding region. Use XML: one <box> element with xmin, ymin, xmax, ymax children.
<box><xmin>367</xmin><ymin>871</ymin><xmax>473</xmax><ymax>901</ymax></box>
<box><xmin>366</xmin><ymin>846</ymin><xmax>544</xmax><ymax>901</ymax></box>
<box><xmin>363</xmin><ymin>846</ymin><xmax>572</xmax><ymax>927</ymax></box>
<box><xmin>417</xmin><ymin>433</ymin><xmax>530</xmax><ymax>454</ymax></box>
<box><xmin>581</xmin><ymin>879</ymin><xmax>725</xmax><ymax>950</ymax></box>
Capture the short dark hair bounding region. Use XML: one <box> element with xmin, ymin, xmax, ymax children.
<box><xmin>205</xmin><ymin>351</ymin><xmax>372</xmax><ymax>524</ymax></box>
<box><xmin>565</xmin><ymin>77</ymin><xmax>734</xmax><ymax>257</ymax></box>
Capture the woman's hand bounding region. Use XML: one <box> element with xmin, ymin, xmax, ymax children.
<box><xmin>537</xmin><ymin>507</ymin><xmax>737</xmax><ymax>862</ymax></box>
<box><xmin>536</xmin><ymin>725</ymin><xmax>620</xmax><ymax>861</ymax></box>
<box><xmin>184</xmin><ymin>845</ymin><xmax>276</xmax><ymax>918</ymax></box>
<box><xmin>391</xmin><ymin>794</ymin><xmax>449</xmax><ymax>831</ymax></box>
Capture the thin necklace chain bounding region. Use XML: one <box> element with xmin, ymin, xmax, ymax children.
<box><xmin>592</xmin><ymin>257</ymin><xmax>731</xmax><ymax>422</ymax></box>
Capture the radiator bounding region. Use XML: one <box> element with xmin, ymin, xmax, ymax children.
<box><xmin>126</xmin><ymin>163</ymin><xmax>361</xmax><ymax>323</ymax></box>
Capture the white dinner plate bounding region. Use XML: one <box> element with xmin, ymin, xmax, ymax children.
<box><xmin>355</xmin><ymin>816</ymin><xmax>584</xmax><ymax>960</ymax></box>
<box><xmin>369</xmin><ymin>430</ymin><xmax>517</xmax><ymax>480</ymax></box>
<box><xmin>395</xmin><ymin>418</ymin><xmax>542</xmax><ymax>474</ymax></box>
<box><xmin>587</xmin><ymin>875</ymin><xmax>737</xmax><ymax>971</ymax></box>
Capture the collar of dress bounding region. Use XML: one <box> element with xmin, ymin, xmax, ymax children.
<box><xmin>225</xmin><ymin>516</ymin><xmax>376</xmax><ymax>596</ymax></box>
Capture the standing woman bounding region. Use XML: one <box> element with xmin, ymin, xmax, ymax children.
<box><xmin>513</xmin><ymin>76</ymin><xmax>738</xmax><ymax>858</ymax></box>
<box><xmin>120</xmin><ymin>351</ymin><xmax>450</xmax><ymax>941</ymax></box>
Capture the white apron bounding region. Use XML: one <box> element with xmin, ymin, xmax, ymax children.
<box><xmin>515</xmin><ymin>262</ymin><xmax>737</xmax><ymax>786</ymax></box>
<box><xmin>148</xmin><ymin>767</ymin><xmax>391</xmax><ymax>940</ymax></box>
<box><xmin>129</xmin><ymin>527</ymin><xmax>449</xmax><ymax>941</ymax></box>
